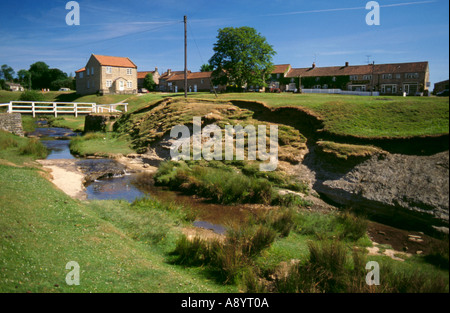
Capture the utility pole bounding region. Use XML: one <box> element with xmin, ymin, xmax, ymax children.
<box><xmin>371</xmin><ymin>61</ymin><xmax>375</xmax><ymax>96</ymax></box>
<box><xmin>184</xmin><ymin>15</ymin><xmax>188</xmax><ymax>99</ymax></box>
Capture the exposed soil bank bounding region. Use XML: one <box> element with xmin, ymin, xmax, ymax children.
<box><xmin>227</xmin><ymin>100</ymin><xmax>449</xmax><ymax>234</ymax></box>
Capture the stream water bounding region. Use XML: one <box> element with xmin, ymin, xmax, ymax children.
<box><xmin>33</xmin><ymin>123</ymin><xmax>243</xmax><ymax>234</ymax></box>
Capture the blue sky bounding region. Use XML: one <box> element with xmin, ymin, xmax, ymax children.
<box><xmin>0</xmin><ymin>0</ymin><xmax>448</xmax><ymax>86</ymax></box>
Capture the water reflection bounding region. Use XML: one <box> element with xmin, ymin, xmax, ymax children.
<box><xmin>85</xmin><ymin>175</ymin><xmax>147</xmax><ymax>202</ymax></box>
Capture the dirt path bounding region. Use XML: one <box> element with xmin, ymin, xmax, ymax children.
<box><xmin>37</xmin><ymin>159</ymin><xmax>87</xmax><ymax>200</ymax></box>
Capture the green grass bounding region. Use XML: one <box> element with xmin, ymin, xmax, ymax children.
<box><xmin>3</xmin><ymin>91</ymin><xmax>448</xmax><ymax>138</ymax></box>
<box><xmin>154</xmin><ymin>160</ymin><xmax>308</xmax><ymax>206</ymax></box>
<box><xmin>183</xmin><ymin>92</ymin><xmax>449</xmax><ymax>138</ymax></box>
<box><xmin>0</xmin><ymin>164</ymin><xmax>236</xmax><ymax>293</ymax></box>
<box><xmin>0</xmin><ymin>130</ymin><xmax>47</xmax><ymax>164</ymax></box>
<box><xmin>69</xmin><ymin>132</ymin><xmax>134</xmax><ymax>157</ymax></box>
<box><xmin>47</xmin><ymin>116</ymin><xmax>85</xmax><ymax>132</ymax></box>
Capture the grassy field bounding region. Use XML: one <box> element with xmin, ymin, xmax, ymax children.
<box><xmin>3</xmin><ymin>90</ymin><xmax>448</xmax><ymax>139</ymax></box>
<box><xmin>0</xmin><ymin>164</ymin><xmax>238</xmax><ymax>293</ymax></box>
<box><xmin>184</xmin><ymin>92</ymin><xmax>449</xmax><ymax>138</ymax></box>
<box><xmin>0</xmin><ymin>130</ymin><xmax>448</xmax><ymax>293</ymax></box>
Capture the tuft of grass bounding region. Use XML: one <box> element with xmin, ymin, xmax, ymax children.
<box><xmin>69</xmin><ymin>132</ymin><xmax>134</xmax><ymax>157</ymax></box>
<box><xmin>294</xmin><ymin>211</ymin><xmax>368</xmax><ymax>242</ymax></box>
<box><xmin>19</xmin><ymin>138</ymin><xmax>48</xmax><ymax>159</ymax></box>
<box><xmin>317</xmin><ymin>141</ymin><xmax>385</xmax><ymax>160</ymax></box>
<box><xmin>154</xmin><ymin>161</ymin><xmax>275</xmax><ymax>205</ymax></box>
<box><xmin>273</xmin><ymin>240</ymin><xmax>449</xmax><ymax>293</ymax></box>
<box><xmin>0</xmin><ymin>130</ymin><xmax>47</xmax><ymax>162</ymax></box>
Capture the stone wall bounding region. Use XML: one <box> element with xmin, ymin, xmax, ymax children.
<box><xmin>0</xmin><ymin>113</ymin><xmax>24</xmax><ymax>137</ymax></box>
<box><xmin>84</xmin><ymin>114</ymin><xmax>119</xmax><ymax>133</ymax></box>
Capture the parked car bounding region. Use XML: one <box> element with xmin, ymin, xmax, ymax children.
<box><xmin>270</xmin><ymin>87</ymin><xmax>281</xmax><ymax>93</ymax></box>
<box><xmin>139</xmin><ymin>88</ymin><xmax>149</xmax><ymax>94</ymax></box>
<box><xmin>58</xmin><ymin>88</ymin><xmax>71</xmax><ymax>91</ymax></box>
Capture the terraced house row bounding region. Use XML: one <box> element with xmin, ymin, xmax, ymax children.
<box><xmin>76</xmin><ymin>54</ymin><xmax>430</xmax><ymax>96</ymax></box>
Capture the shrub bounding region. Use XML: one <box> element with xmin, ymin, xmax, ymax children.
<box><xmin>272</xmin><ymin>193</ymin><xmax>311</xmax><ymax>208</ymax></box>
<box><xmin>269</xmin><ymin>208</ymin><xmax>296</xmax><ymax>237</ymax></box>
<box><xmin>19</xmin><ymin>90</ymin><xmax>44</xmax><ymax>102</ymax></box>
<box><xmin>155</xmin><ymin>162</ymin><xmax>275</xmax><ymax>205</ymax></box>
<box><xmin>19</xmin><ymin>138</ymin><xmax>47</xmax><ymax>159</ymax></box>
<box><xmin>336</xmin><ymin>211</ymin><xmax>368</xmax><ymax>241</ymax></box>
<box><xmin>247</xmin><ymin>226</ymin><xmax>277</xmax><ymax>256</ymax></box>
<box><xmin>0</xmin><ymin>131</ymin><xmax>19</xmax><ymax>149</ymax></box>
<box><xmin>171</xmin><ymin>235</ymin><xmax>210</xmax><ymax>266</ymax></box>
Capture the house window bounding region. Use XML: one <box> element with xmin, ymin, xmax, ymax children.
<box><xmin>91</xmin><ymin>67</ymin><xmax>94</xmax><ymax>75</ymax></box>
<box><xmin>277</xmin><ymin>74</ymin><xmax>280</xmax><ymax>79</ymax></box>
<box><xmin>106</xmin><ymin>80</ymin><xmax>112</xmax><ymax>88</ymax></box>
<box><xmin>405</xmin><ymin>73</ymin><xmax>419</xmax><ymax>79</ymax></box>
<box><xmin>106</xmin><ymin>67</ymin><xmax>112</xmax><ymax>74</ymax></box>
<box><xmin>127</xmin><ymin>68</ymin><xmax>133</xmax><ymax>75</ymax></box>
<box><xmin>87</xmin><ymin>80</ymin><xmax>90</xmax><ymax>89</ymax></box>
<box><xmin>127</xmin><ymin>81</ymin><xmax>132</xmax><ymax>88</ymax></box>
<box><xmin>382</xmin><ymin>74</ymin><xmax>392</xmax><ymax>80</ymax></box>
<box><xmin>87</xmin><ymin>68</ymin><xmax>90</xmax><ymax>76</ymax></box>
<box><xmin>79</xmin><ymin>72</ymin><xmax>83</xmax><ymax>79</ymax></box>
<box><xmin>201</xmin><ymin>79</ymin><xmax>204</xmax><ymax>84</ymax></box>
<box><xmin>332</xmin><ymin>77</ymin><xmax>337</xmax><ymax>82</ymax></box>
<box><xmin>381</xmin><ymin>84</ymin><xmax>397</xmax><ymax>94</ymax></box>
<box><xmin>363</xmin><ymin>75</ymin><xmax>373</xmax><ymax>80</ymax></box>
<box><xmin>315</xmin><ymin>77</ymin><xmax>320</xmax><ymax>82</ymax></box>
<box><xmin>396</xmin><ymin>74</ymin><xmax>401</xmax><ymax>79</ymax></box>
<box><xmin>350</xmin><ymin>75</ymin><xmax>358</xmax><ymax>81</ymax></box>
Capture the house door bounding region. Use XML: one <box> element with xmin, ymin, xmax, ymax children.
<box><xmin>408</xmin><ymin>84</ymin><xmax>418</xmax><ymax>95</ymax></box>
<box><xmin>119</xmin><ymin>81</ymin><xmax>124</xmax><ymax>91</ymax></box>
<box><xmin>194</xmin><ymin>85</ymin><xmax>197</xmax><ymax>92</ymax></box>
<box><xmin>174</xmin><ymin>86</ymin><xmax>178</xmax><ymax>93</ymax></box>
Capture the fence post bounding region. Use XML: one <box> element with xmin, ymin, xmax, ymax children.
<box><xmin>74</xmin><ymin>103</ymin><xmax>78</xmax><ymax>118</ymax></box>
<box><xmin>32</xmin><ymin>102</ymin><xmax>35</xmax><ymax>118</ymax></box>
<box><xmin>8</xmin><ymin>102</ymin><xmax>12</xmax><ymax>113</ymax></box>
<box><xmin>53</xmin><ymin>102</ymin><xmax>57</xmax><ymax>118</ymax></box>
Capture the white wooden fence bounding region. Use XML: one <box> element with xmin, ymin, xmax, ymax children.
<box><xmin>0</xmin><ymin>101</ymin><xmax>128</xmax><ymax>117</ymax></box>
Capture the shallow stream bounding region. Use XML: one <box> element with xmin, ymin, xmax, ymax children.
<box><xmin>32</xmin><ymin>122</ymin><xmax>245</xmax><ymax>234</ymax></box>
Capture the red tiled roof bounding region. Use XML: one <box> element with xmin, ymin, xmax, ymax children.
<box><xmin>92</xmin><ymin>54</ymin><xmax>137</xmax><ymax>68</ymax></box>
<box><xmin>75</xmin><ymin>67</ymin><xmax>86</xmax><ymax>73</ymax></box>
<box><xmin>166</xmin><ymin>71</ymin><xmax>207</xmax><ymax>82</ymax></box>
<box><xmin>137</xmin><ymin>71</ymin><xmax>155</xmax><ymax>79</ymax></box>
<box><xmin>272</xmin><ymin>64</ymin><xmax>291</xmax><ymax>74</ymax></box>
<box><xmin>188</xmin><ymin>71</ymin><xmax>212</xmax><ymax>79</ymax></box>
<box><xmin>159</xmin><ymin>70</ymin><xmax>187</xmax><ymax>80</ymax></box>
<box><xmin>286</xmin><ymin>62</ymin><xmax>428</xmax><ymax>78</ymax></box>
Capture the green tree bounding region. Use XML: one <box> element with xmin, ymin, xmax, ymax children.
<box><xmin>200</xmin><ymin>64</ymin><xmax>214</xmax><ymax>72</ymax></box>
<box><xmin>29</xmin><ymin>61</ymin><xmax>50</xmax><ymax>90</ymax></box>
<box><xmin>1</xmin><ymin>64</ymin><xmax>15</xmax><ymax>82</ymax></box>
<box><xmin>209</xmin><ymin>27</ymin><xmax>276</xmax><ymax>91</ymax></box>
<box><xmin>17</xmin><ymin>69</ymin><xmax>31</xmax><ymax>89</ymax></box>
<box><xmin>143</xmin><ymin>73</ymin><xmax>156</xmax><ymax>91</ymax></box>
